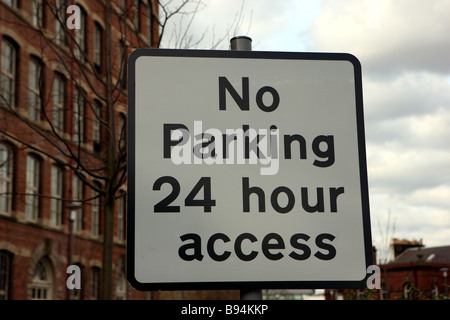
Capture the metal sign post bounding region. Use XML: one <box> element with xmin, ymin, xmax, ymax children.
<box><xmin>230</xmin><ymin>36</ymin><xmax>263</xmax><ymax>301</ymax></box>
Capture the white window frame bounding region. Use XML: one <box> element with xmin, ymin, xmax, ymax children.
<box><xmin>31</xmin><ymin>259</ymin><xmax>53</xmax><ymax>300</ymax></box>
<box><xmin>28</xmin><ymin>58</ymin><xmax>42</xmax><ymax>121</ymax></box>
<box><xmin>91</xmin><ymin>187</ymin><xmax>100</xmax><ymax>237</ymax></box>
<box><xmin>117</xmin><ymin>192</ymin><xmax>125</xmax><ymax>241</ymax></box>
<box><xmin>94</xmin><ymin>23</ymin><xmax>102</xmax><ymax>69</ymax></box>
<box><xmin>74</xmin><ymin>8</ymin><xmax>86</xmax><ymax>60</ymax></box>
<box><xmin>54</xmin><ymin>0</ymin><xmax>65</xmax><ymax>46</ymax></box>
<box><xmin>73</xmin><ymin>87</ymin><xmax>85</xmax><ymax>143</ymax></box>
<box><xmin>72</xmin><ymin>175</ymin><xmax>83</xmax><ymax>231</ymax></box>
<box><xmin>50</xmin><ymin>165</ymin><xmax>63</xmax><ymax>226</ymax></box>
<box><xmin>0</xmin><ymin>143</ymin><xmax>13</xmax><ymax>215</ymax></box>
<box><xmin>93</xmin><ymin>101</ymin><xmax>101</xmax><ymax>149</ymax></box>
<box><xmin>2</xmin><ymin>0</ymin><xmax>17</xmax><ymax>8</ymax></box>
<box><xmin>25</xmin><ymin>154</ymin><xmax>40</xmax><ymax>221</ymax></box>
<box><xmin>52</xmin><ymin>74</ymin><xmax>65</xmax><ymax>134</ymax></box>
<box><xmin>1</xmin><ymin>39</ymin><xmax>16</xmax><ymax>107</ymax></box>
<box><xmin>31</xmin><ymin>0</ymin><xmax>43</xmax><ymax>28</ymax></box>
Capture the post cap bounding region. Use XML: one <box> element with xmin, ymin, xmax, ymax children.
<box><xmin>230</xmin><ymin>36</ymin><xmax>252</xmax><ymax>51</ymax></box>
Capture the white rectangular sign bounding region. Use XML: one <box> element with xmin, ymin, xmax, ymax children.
<box><xmin>127</xmin><ymin>49</ymin><xmax>372</xmax><ymax>290</ymax></box>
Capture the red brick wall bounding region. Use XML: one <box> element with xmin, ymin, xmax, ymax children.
<box><xmin>382</xmin><ymin>264</ymin><xmax>449</xmax><ymax>299</ymax></box>
<box><xmin>0</xmin><ymin>0</ymin><xmax>150</xmax><ymax>300</ymax></box>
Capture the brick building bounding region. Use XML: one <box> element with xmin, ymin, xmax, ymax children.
<box><xmin>379</xmin><ymin>239</ymin><xmax>450</xmax><ymax>300</ymax></box>
<box><xmin>0</xmin><ymin>0</ymin><xmax>238</xmax><ymax>300</ymax></box>
<box><xmin>327</xmin><ymin>239</ymin><xmax>450</xmax><ymax>300</ymax></box>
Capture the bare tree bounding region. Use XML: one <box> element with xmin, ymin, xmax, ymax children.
<box><xmin>149</xmin><ymin>0</ymin><xmax>251</xmax><ymax>49</ymax></box>
<box><xmin>376</xmin><ymin>210</ymin><xmax>396</xmax><ymax>264</ymax></box>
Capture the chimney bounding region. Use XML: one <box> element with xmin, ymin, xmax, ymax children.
<box><xmin>390</xmin><ymin>238</ymin><xmax>424</xmax><ymax>259</ymax></box>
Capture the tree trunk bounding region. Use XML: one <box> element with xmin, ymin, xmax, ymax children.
<box><xmin>100</xmin><ymin>0</ymin><xmax>117</xmax><ymax>300</ymax></box>
<box><xmin>101</xmin><ymin>181</ymin><xmax>115</xmax><ymax>300</ymax></box>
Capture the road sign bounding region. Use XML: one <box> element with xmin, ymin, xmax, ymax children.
<box><xmin>127</xmin><ymin>49</ymin><xmax>372</xmax><ymax>291</ymax></box>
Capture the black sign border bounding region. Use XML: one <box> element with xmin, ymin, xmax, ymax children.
<box><xmin>127</xmin><ymin>48</ymin><xmax>373</xmax><ymax>291</ymax></box>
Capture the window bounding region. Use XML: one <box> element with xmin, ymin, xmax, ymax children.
<box><xmin>147</xmin><ymin>3</ymin><xmax>153</xmax><ymax>46</ymax></box>
<box><xmin>91</xmin><ymin>184</ymin><xmax>100</xmax><ymax>237</ymax></box>
<box><xmin>119</xmin><ymin>42</ymin><xmax>127</xmax><ymax>89</ymax></box>
<box><xmin>25</xmin><ymin>155</ymin><xmax>40</xmax><ymax>221</ymax></box>
<box><xmin>70</xmin><ymin>263</ymin><xmax>83</xmax><ymax>300</ymax></box>
<box><xmin>90</xmin><ymin>267</ymin><xmax>100</xmax><ymax>299</ymax></box>
<box><xmin>0</xmin><ymin>143</ymin><xmax>13</xmax><ymax>215</ymax></box>
<box><xmin>117</xmin><ymin>191</ymin><xmax>126</xmax><ymax>241</ymax></box>
<box><xmin>93</xmin><ymin>100</ymin><xmax>102</xmax><ymax>152</ymax></box>
<box><xmin>403</xmin><ymin>282</ymin><xmax>413</xmax><ymax>300</ymax></box>
<box><xmin>115</xmin><ymin>271</ymin><xmax>126</xmax><ymax>300</ymax></box>
<box><xmin>133</xmin><ymin>0</ymin><xmax>139</xmax><ymax>28</ymax></box>
<box><xmin>2</xmin><ymin>0</ymin><xmax>17</xmax><ymax>8</ymax></box>
<box><xmin>118</xmin><ymin>113</ymin><xmax>126</xmax><ymax>151</ymax></box>
<box><xmin>54</xmin><ymin>0</ymin><xmax>66</xmax><ymax>46</ymax></box>
<box><xmin>31</xmin><ymin>258</ymin><xmax>53</xmax><ymax>300</ymax></box>
<box><xmin>52</xmin><ymin>73</ymin><xmax>65</xmax><ymax>134</ymax></box>
<box><xmin>1</xmin><ymin>39</ymin><xmax>16</xmax><ymax>107</ymax></box>
<box><xmin>431</xmin><ymin>282</ymin><xmax>439</xmax><ymax>299</ymax></box>
<box><xmin>28</xmin><ymin>58</ymin><xmax>42</xmax><ymax>121</ymax></box>
<box><xmin>72</xmin><ymin>176</ymin><xmax>83</xmax><ymax>231</ymax></box>
<box><xmin>73</xmin><ymin>87</ymin><xmax>85</xmax><ymax>142</ymax></box>
<box><xmin>94</xmin><ymin>23</ymin><xmax>102</xmax><ymax>71</ymax></box>
<box><xmin>119</xmin><ymin>0</ymin><xmax>126</xmax><ymax>12</ymax></box>
<box><xmin>0</xmin><ymin>251</ymin><xmax>11</xmax><ymax>300</ymax></box>
<box><xmin>50</xmin><ymin>165</ymin><xmax>63</xmax><ymax>226</ymax></box>
<box><xmin>74</xmin><ymin>7</ymin><xmax>86</xmax><ymax>60</ymax></box>
<box><xmin>31</xmin><ymin>0</ymin><xmax>43</xmax><ymax>28</ymax></box>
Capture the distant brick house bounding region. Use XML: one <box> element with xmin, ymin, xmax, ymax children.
<box><xmin>326</xmin><ymin>239</ymin><xmax>450</xmax><ymax>300</ymax></box>
<box><xmin>379</xmin><ymin>241</ymin><xmax>450</xmax><ymax>299</ymax></box>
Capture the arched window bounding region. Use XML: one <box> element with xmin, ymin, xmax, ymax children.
<box><xmin>31</xmin><ymin>258</ymin><xmax>53</xmax><ymax>300</ymax></box>
<box><xmin>0</xmin><ymin>142</ymin><xmax>13</xmax><ymax>215</ymax></box>
<box><xmin>403</xmin><ymin>282</ymin><xmax>413</xmax><ymax>300</ymax></box>
<box><xmin>431</xmin><ymin>282</ymin><xmax>439</xmax><ymax>299</ymax></box>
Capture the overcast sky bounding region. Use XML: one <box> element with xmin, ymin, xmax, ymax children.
<box><xmin>160</xmin><ymin>0</ymin><xmax>450</xmax><ymax>262</ymax></box>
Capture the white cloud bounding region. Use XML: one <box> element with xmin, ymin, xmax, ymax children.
<box><xmin>364</xmin><ymin>72</ymin><xmax>450</xmax><ymax>123</ymax></box>
<box><xmin>309</xmin><ymin>0</ymin><xmax>450</xmax><ymax>75</ymax></box>
<box><xmin>409</xmin><ymin>185</ymin><xmax>450</xmax><ymax>209</ymax></box>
